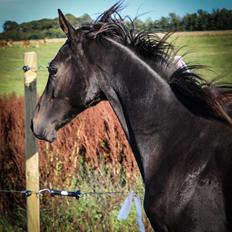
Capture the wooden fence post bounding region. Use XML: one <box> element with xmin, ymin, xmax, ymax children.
<box><xmin>23</xmin><ymin>52</ymin><xmax>40</xmax><ymax>232</ymax></box>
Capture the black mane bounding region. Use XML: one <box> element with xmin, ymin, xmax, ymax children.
<box><xmin>80</xmin><ymin>2</ymin><xmax>232</xmax><ymax>125</ymax></box>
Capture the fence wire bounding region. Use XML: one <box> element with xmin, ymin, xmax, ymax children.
<box><xmin>0</xmin><ymin>188</ymin><xmax>142</xmax><ymax>198</ymax></box>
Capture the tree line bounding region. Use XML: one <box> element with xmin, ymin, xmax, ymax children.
<box><xmin>0</xmin><ymin>13</ymin><xmax>92</xmax><ymax>40</ymax></box>
<box><xmin>1</xmin><ymin>8</ymin><xmax>232</xmax><ymax>40</ymax></box>
<box><xmin>133</xmin><ymin>8</ymin><xmax>232</xmax><ymax>32</ymax></box>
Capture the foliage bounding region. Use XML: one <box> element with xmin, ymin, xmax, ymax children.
<box><xmin>0</xmin><ymin>13</ymin><xmax>92</xmax><ymax>40</ymax></box>
<box><xmin>149</xmin><ymin>8</ymin><xmax>232</xmax><ymax>32</ymax></box>
<box><xmin>0</xmin><ymin>95</ymin><xmax>152</xmax><ymax>231</ymax></box>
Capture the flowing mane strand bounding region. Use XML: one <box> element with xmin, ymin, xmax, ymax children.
<box><xmin>80</xmin><ymin>2</ymin><xmax>232</xmax><ymax>125</ymax></box>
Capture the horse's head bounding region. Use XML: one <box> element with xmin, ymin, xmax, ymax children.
<box><xmin>32</xmin><ymin>10</ymin><xmax>102</xmax><ymax>142</ymax></box>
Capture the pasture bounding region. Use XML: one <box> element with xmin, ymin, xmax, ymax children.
<box><xmin>0</xmin><ymin>31</ymin><xmax>232</xmax><ymax>96</ymax></box>
<box><xmin>0</xmin><ymin>31</ymin><xmax>232</xmax><ymax>231</ymax></box>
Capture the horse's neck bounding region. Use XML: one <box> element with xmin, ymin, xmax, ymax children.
<box><xmin>89</xmin><ymin>39</ymin><xmax>192</xmax><ymax>181</ymax></box>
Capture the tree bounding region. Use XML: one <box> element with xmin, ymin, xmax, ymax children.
<box><xmin>134</xmin><ymin>19</ymin><xmax>145</xmax><ymax>32</ymax></box>
<box><xmin>197</xmin><ymin>10</ymin><xmax>209</xmax><ymax>30</ymax></box>
<box><xmin>3</xmin><ymin>21</ymin><xmax>18</xmax><ymax>32</ymax></box>
<box><xmin>169</xmin><ymin>12</ymin><xmax>181</xmax><ymax>31</ymax></box>
<box><xmin>159</xmin><ymin>16</ymin><xmax>169</xmax><ymax>31</ymax></box>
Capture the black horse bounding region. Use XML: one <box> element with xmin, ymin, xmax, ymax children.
<box><xmin>32</xmin><ymin>3</ymin><xmax>232</xmax><ymax>231</ymax></box>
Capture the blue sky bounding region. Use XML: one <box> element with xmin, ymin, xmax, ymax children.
<box><xmin>0</xmin><ymin>0</ymin><xmax>232</xmax><ymax>31</ymax></box>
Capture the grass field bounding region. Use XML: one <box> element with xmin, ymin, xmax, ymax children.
<box><xmin>172</xmin><ymin>31</ymin><xmax>232</xmax><ymax>82</ymax></box>
<box><xmin>0</xmin><ymin>31</ymin><xmax>232</xmax><ymax>96</ymax></box>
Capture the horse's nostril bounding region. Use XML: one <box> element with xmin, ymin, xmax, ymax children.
<box><xmin>31</xmin><ymin>119</ymin><xmax>34</xmax><ymax>132</ymax></box>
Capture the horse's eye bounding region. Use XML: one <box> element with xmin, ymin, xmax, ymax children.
<box><xmin>47</xmin><ymin>66</ymin><xmax>57</xmax><ymax>76</ymax></box>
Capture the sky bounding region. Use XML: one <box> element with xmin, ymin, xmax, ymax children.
<box><xmin>0</xmin><ymin>0</ymin><xmax>232</xmax><ymax>31</ymax></box>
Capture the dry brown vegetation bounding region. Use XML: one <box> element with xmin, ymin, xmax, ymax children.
<box><xmin>0</xmin><ymin>94</ymin><xmax>138</xmax><ymax>223</ymax></box>
<box><xmin>0</xmin><ymin>39</ymin><xmax>13</xmax><ymax>48</ymax></box>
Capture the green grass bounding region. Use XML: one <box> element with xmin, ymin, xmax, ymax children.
<box><xmin>0</xmin><ymin>32</ymin><xmax>232</xmax><ymax>96</ymax></box>
<box><xmin>0</xmin><ymin>164</ymin><xmax>152</xmax><ymax>231</ymax></box>
<box><xmin>173</xmin><ymin>33</ymin><xmax>232</xmax><ymax>82</ymax></box>
<box><xmin>0</xmin><ymin>42</ymin><xmax>63</xmax><ymax>95</ymax></box>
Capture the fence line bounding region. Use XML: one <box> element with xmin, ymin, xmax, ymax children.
<box><xmin>0</xmin><ymin>188</ymin><xmax>143</xmax><ymax>198</ymax></box>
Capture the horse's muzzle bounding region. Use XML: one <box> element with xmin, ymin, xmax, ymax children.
<box><xmin>31</xmin><ymin>119</ymin><xmax>57</xmax><ymax>143</ymax></box>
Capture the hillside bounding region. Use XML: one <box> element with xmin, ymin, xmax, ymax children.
<box><xmin>0</xmin><ymin>13</ymin><xmax>92</xmax><ymax>40</ymax></box>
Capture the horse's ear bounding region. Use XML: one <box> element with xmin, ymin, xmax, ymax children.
<box><xmin>58</xmin><ymin>9</ymin><xmax>76</xmax><ymax>39</ymax></box>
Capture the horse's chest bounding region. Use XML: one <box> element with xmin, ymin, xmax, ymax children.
<box><xmin>144</xmin><ymin>166</ymin><xmax>227</xmax><ymax>232</ymax></box>
<box><xmin>144</xmin><ymin>175</ymin><xmax>185</xmax><ymax>225</ymax></box>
